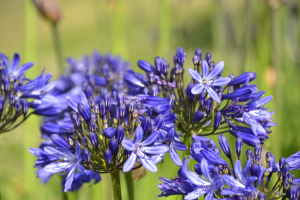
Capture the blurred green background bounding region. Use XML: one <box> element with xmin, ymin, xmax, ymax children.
<box><xmin>1</xmin><ymin>0</ymin><xmax>300</xmax><ymax>199</ymax></box>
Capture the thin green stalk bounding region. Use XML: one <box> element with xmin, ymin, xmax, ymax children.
<box><xmin>111</xmin><ymin>171</ymin><xmax>122</xmax><ymax>200</ymax></box>
<box><xmin>52</xmin><ymin>22</ymin><xmax>64</xmax><ymax>73</ymax></box>
<box><xmin>183</xmin><ymin>134</ymin><xmax>191</xmax><ymax>158</ymax></box>
<box><xmin>124</xmin><ymin>172</ymin><xmax>134</xmax><ymax>200</ymax></box>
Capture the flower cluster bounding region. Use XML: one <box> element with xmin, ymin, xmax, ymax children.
<box><xmin>158</xmin><ymin>135</ymin><xmax>300</xmax><ymax>200</ymax></box>
<box><xmin>0</xmin><ymin>53</ymin><xmax>56</xmax><ymax>133</ymax></box>
<box><xmin>30</xmin><ymin>51</ymin><xmax>187</xmax><ymax>192</ymax></box>
<box><xmin>124</xmin><ymin>47</ymin><xmax>276</xmax><ymax>146</ymax></box>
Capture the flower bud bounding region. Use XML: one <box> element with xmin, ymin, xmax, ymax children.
<box><xmin>71</xmin><ymin>111</ymin><xmax>80</xmax><ymax>130</ymax></box>
<box><xmin>9</xmin><ymin>92</ymin><xmax>15</xmax><ymax>105</ymax></box>
<box><xmin>33</xmin><ymin>0</ymin><xmax>61</xmax><ymax>23</ymax></box>
<box><xmin>103</xmin><ymin>127</ymin><xmax>115</xmax><ymax>138</ymax></box>
<box><xmin>250</xmin><ymin>163</ymin><xmax>259</xmax><ymax>177</ymax></box>
<box><xmin>209</xmin><ymin>61</ymin><xmax>215</xmax><ymax>71</ymax></box>
<box><xmin>22</xmin><ymin>98</ymin><xmax>29</xmax><ymax>117</ymax></box>
<box><xmin>193</xmin><ymin>55</ymin><xmax>200</xmax><ymax>66</ymax></box>
<box><xmin>89</xmin><ymin>132</ymin><xmax>98</xmax><ymax>148</ymax></box>
<box><xmin>108</xmin><ymin>138</ymin><xmax>119</xmax><ymax>156</ymax></box>
<box><xmin>83</xmin><ymin>149</ymin><xmax>90</xmax><ymax>164</ymax></box>
<box><xmin>194</xmin><ymin>48</ymin><xmax>202</xmax><ymax>60</ymax></box>
<box><xmin>264</xmin><ymin>169</ymin><xmax>270</xmax><ymax>177</ymax></box>
<box><xmin>205</xmin><ymin>52</ymin><xmax>211</xmax><ymax>63</ymax></box>
<box><xmin>100</xmin><ymin>88</ymin><xmax>108</xmax><ymax>99</ymax></box>
<box><xmin>81</xmin><ymin>137</ymin><xmax>88</xmax><ymax>148</ymax></box>
<box><xmin>266</xmin><ymin>152</ymin><xmax>272</xmax><ymax>162</ymax></box>
<box><xmin>129</xmin><ymin>100</ymin><xmax>136</xmax><ymax>113</ymax></box>
<box><xmin>176</xmin><ymin>47</ymin><xmax>185</xmax><ymax>66</ymax></box>
<box><xmin>214</xmin><ymin>111</ymin><xmax>222</xmax><ymax>131</ymax></box>
<box><xmin>288</xmin><ymin>173</ymin><xmax>294</xmax><ymax>184</ymax></box>
<box><xmin>14</xmin><ymin>97</ymin><xmax>21</xmax><ymax>114</ymax></box>
<box><xmin>246</xmin><ymin>149</ymin><xmax>253</xmax><ymax>160</ymax></box>
<box><xmin>186</xmin><ymin>83</ymin><xmax>194</xmax><ymax>102</ymax></box>
<box><xmin>235</xmin><ymin>137</ymin><xmax>243</xmax><ymax>159</ymax></box>
<box><xmin>258</xmin><ymin>192</ymin><xmax>266</xmax><ymax>200</ymax></box>
<box><xmin>162</xmin><ymin>59</ymin><xmax>169</xmax><ymax>77</ymax></box>
<box><xmin>222</xmin><ymin>166</ymin><xmax>228</xmax><ymax>174</ymax></box>
<box><xmin>205</xmin><ymin>98</ymin><xmax>212</xmax><ymax>114</ymax></box>
<box><xmin>77</xmin><ymin>103</ymin><xmax>90</xmax><ymax>122</ymax></box>
<box><xmin>99</xmin><ymin>100</ymin><xmax>105</xmax><ymax>119</ymax></box>
<box><xmin>174</xmin><ymin>63</ymin><xmax>183</xmax><ymax>75</ymax></box>
<box><xmin>193</xmin><ymin>110</ymin><xmax>205</xmax><ymax>123</ymax></box>
<box><xmin>229</xmin><ymin>72</ymin><xmax>257</xmax><ymax>86</ymax></box>
<box><xmin>89</xmin><ymin>121</ymin><xmax>96</xmax><ymax>132</ymax></box>
<box><xmin>94</xmin><ymin>104</ymin><xmax>99</xmax><ymax>115</ymax></box>
<box><xmin>115</xmin><ymin>125</ymin><xmax>124</xmax><ymax>143</ymax></box>
<box><xmin>104</xmin><ymin>149</ymin><xmax>112</xmax><ymax>167</ymax></box>
<box><xmin>141</xmin><ymin>116</ymin><xmax>151</xmax><ymax>134</ymax></box>
<box><xmin>218</xmin><ymin>135</ymin><xmax>231</xmax><ymax>159</ymax></box>
<box><xmin>254</xmin><ymin>143</ymin><xmax>262</xmax><ymax>155</ymax></box>
<box><xmin>255</xmin><ymin>154</ymin><xmax>261</xmax><ymax>164</ymax></box>
<box><xmin>284</xmin><ymin>180</ymin><xmax>289</xmax><ymax>190</ymax></box>
<box><xmin>282</xmin><ymin>162</ymin><xmax>289</xmax><ymax>178</ymax></box>
<box><xmin>279</xmin><ymin>157</ymin><xmax>286</xmax><ymax>170</ymax></box>
<box><xmin>104</xmin><ymin>92</ymin><xmax>111</xmax><ymax>109</ymax></box>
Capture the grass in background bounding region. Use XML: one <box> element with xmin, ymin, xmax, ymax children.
<box><xmin>0</xmin><ymin>0</ymin><xmax>300</xmax><ymax>199</ymax></box>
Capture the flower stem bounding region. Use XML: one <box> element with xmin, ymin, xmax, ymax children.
<box><xmin>52</xmin><ymin>22</ymin><xmax>64</xmax><ymax>73</ymax></box>
<box><xmin>183</xmin><ymin>134</ymin><xmax>191</xmax><ymax>158</ymax></box>
<box><xmin>111</xmin><ymin>171</ymin><xmax>122</xmax><ymax>200</ymax></box>
<box><xmin>124</xmin><ymin>172</ymin><xmax>134</xmax><ymax>200</ymax></box>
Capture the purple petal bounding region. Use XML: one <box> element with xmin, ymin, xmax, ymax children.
<box><xmin>78</xmin><ymin>164</ymin><xmax>86</xmax><ymax>174</ymax></box>
<box><xmin>139</xmin><ymin>131</ymin><xmax>158</xmax><ymax>146</ymax></box>
<box><xmin>234</xmin><ymin>160</ymin><xmax>247</xmax><ymax>185</ymax></box>
<box><xmin>173</xmin><ymin>141</ymin><xmax>188</xmax><ymax>151</ymax></box>
<box><xmin>206</xmin><ymin>61</ymin><xmax>224</xmax><ymax>80</ymax></box>
<box><xmin>170</xmin><ymin>147</ymin><xmax>182</xmax><ymax>166</ymax></box>
<box><xmin>75</xmin><ymin>142</ymin><xmax>81</xmax><ymax>158</ymax></box>
<box><xmin>137</xmin><ymin>150</ymin><xmax>157</xmax><ymax>172</ymax></box>
<box><xmin>151</xmin><ymin>153</ymin><xmax>165</xmax><ymax>164</ymax></box>
<box><xmin>14</xmin><ymin>62</ymin><xmax>33</xmax><ymax>77</ymax></box>
<box><xmin>134</xmin><ymin>126</ymin><xmax>144</xmax><ymax>143</ymax></box>
<box><xmin>188</xmin><ymin>68</ymin><xmax>202</xmax><ymax>83</ymax></box>
<box><xmin>205</xmin><ymin>87</ymin><xmax>220</xmax><ymax>103</ymax></box>
<box><xmin>200</xmin><ymin>158</ymin><xmax>213</xmax><ymax>183</ymax></box>
<box><xmin>44</xmin><ymin>161</ymin><xmax>75</xmax><ymax>174</ymax></box>
<box><xmin>122</xmin><ymin>139</ymin><xmax>134</xmax><ymax>151</ymax></box>
<box><xmin>123</xmin><ymin>153</ymin><xmax>137</xmax><ymax>172</ymax></box>
<box><xmin>222</xmin><ymin>175</ymin><xmax>245</xmax><ymax>188</ymax></box>
<box><xmin>68</xmin><ymin>99</ymin><xmax>79</xmax><ymax>112</ymax></box>
<box><xmin>141</xmin><ymin>144</ymin><xmax>169</xmax><ymax>155</ymax></box>
<box><xmin>212</xmin><ymin>77</ymin><xmax>231</xmax><ymax>86</ymax></box>
<box><xmin>191</xmin><ymin>83</ymin><xmax>204</xmax><ymax>95</ymax></box>
<box><xmin>64</xmin><ymin>165</ymin><xmax>76</xmax><ymax>192</ymax></box>
<box><xmin>202</xmin><ymin>60</ymin><xmax>209</xmax><ymax>78</ymax></box>
<box><xmin>51</xmin><ymin>134</ymin><xmax>72</xmax><ymax>149</ymax></box>
<box><xmin>184</xmin><ymin>188</ymin><xmax>206</xmax><ymax>199</ymax></box>
<box><xmin>10</xmin><ymin>53</ymin><xmax>20</xmax><ymax>73</ymax></box>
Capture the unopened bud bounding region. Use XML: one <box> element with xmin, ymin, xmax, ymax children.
<box><xmin>33</xmin><ymin>0</ymin><xmax>61</xmax><ymax>23</ymax></box>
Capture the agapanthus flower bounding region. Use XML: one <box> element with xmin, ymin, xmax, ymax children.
<box><xmin>0</xmin><ymin>53</ymin><xmax>56</xmax><ymax>133</ymax></box>
<box><xmin>124</xmin><ymin>46</ymin><xmax>276</xmax><ymax>152</ymax></box>
<box><xmin>158</xmin><ymin>135</ymin><xmax>300</xmax><ymax>199</ymax></box>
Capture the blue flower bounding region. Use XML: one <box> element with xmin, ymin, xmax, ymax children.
<box><xmin>181</xmin><ymin>157</ymin><xmax>223</xmax><ymax>200</ymax></box>
<box><xmin>30</xmin><ymin>141</ymin><xmax>86</xmax><ymax>192</ymax></box>
<box><xmin>151</xmin><ymin>128</ymin><xmax>187</xmax><ymax>166</ymax></box>
<box><xmin>0</xmin><ymin>53</ymin><xmax>33</xmax><ymax>78</ymax></box>
<box><xmin>188</xmin><ymin>60</ymin><xmax>231</xmax><ymax>103</ymax></box>
<box><xmin>122</xmin><ymin>126</ymin><xmax>169</xmax><ymax>172</ymax></box>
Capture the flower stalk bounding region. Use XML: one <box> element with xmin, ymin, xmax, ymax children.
<box><xmin>111</xmin><ymin>170</ymin><xmax>122</xmax><ymax>200</ymax></box>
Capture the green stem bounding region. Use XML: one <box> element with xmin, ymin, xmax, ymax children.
<box><xmin>111</xmin><ymin>171</ymin><xmax>122</xmax><ymax>200</ymax></box>
<box><xmin>124</xmin><ymin>172</ymin><xmax>134</xmax><ymax>200</ymax></box>
<box><xmin>52</xmin><ymin>22</ymin><xmax>64</xmax><ymax>73</ymax></box>
<box><xmin>183</xmin><ymin>134</ymin><xmax>191</xmax><ymax>158</ymax></box>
